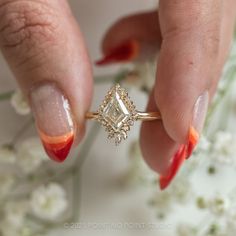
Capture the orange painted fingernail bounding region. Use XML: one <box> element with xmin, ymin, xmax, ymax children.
<box><xmin>95</xmin><ymin>39</ymin><xmax>140</xmax><ymax>66</ymax></box>
<box><xmin>159</xmin><ymin>145</ymin><xmax>187</xmax><ymax>190</ymax></box>
<box><xmin>30</xmin><ymin>83</ymin><xmax>76</xmax><ymax>162</ymax></box>
<box><xmin>186</xmin><ymin>126</ymin><xmax>199</xmax><ymax>159</ymax></box>
<box><xmin>186</xmin><ymin>91</ymin><xmax>209</xmax><ymax>159</ymax></box>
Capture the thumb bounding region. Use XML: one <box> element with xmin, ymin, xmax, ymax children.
<box><xmin>0</xmin><ymin>0</ymin><xmax>93</xmax><ymax>162</ymax></box>
<box><xmin>156</xmin><ymin>0</ymin><xmax>219</xmax><ymax>145</ymax></box>
<box><xmin>154</xmin><ymin>0</ymin><xmax>234</xmax><ymax>189</ymax></box>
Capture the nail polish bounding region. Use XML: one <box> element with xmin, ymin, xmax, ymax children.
<box><xmin>39</xmin><ymin>130</ymin><xmax>74</xmax><ymax>163</ymax></box>
<box><xmin>30</xmin><ymin>83</ymin><xmax>75</xmax><ymax>162</ymax></box>
<box><xmin>186</xmin><ymin>126</ymin><xmax>199</xmax><ymax>158</ymax></box>
<box><xmin>159</xmin><ymin>91</ymin><xmax>209</xmax><ymax>189</ymax></box>
<box><xmin>159</xmin><ymin>145</ymin><xmax>187</xmax><ymax>190</ymax></box>
<box><xmin>95</xmin><ymin>39</ymin><xmax>140</xmax><ymax>65</ymax></box>
<box><xmin>186</xmin><ymin>91</ymin><xmax>209</xmax><ymax>159</ymax></box>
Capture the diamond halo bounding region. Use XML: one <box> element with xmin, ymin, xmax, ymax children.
<box><xmin>97</xmin><ymin>84</ymin><xmax>137</xmax><ymax>145</ymax></box>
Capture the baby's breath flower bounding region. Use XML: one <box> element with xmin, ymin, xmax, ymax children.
<box><xmin>208</xmin><ymin>196</ymin><xmax>229</xmax><ymax>216</ymax></box>
<box><xmin>4</xmin><ymin>201</ymin><xmax>28</xmax><ymax>229</ymax></box>
<box><xmin>123</xmin><ymin>61</ymin><xmax>156</xmax><ymax>92</ymax></box>
<box><xmin>149</xmin><ymin>190</ymin><xmax>172</xmax><ymax>215</ymax></box>
<box><xmin>170</xmin><ymin>177</ymin><xmax>192</xmax><ymax>203</ymax></box>
<box><xmin>196</xmin><ymin>196</ymin><xmax>207</xmax><ymax>209</ymax></box>
<box><xmin>126</xmin><ymin>140</ymin><xmax>155</xmax><ymax>184</ymax></box>
<box><xmin>177</xmin><ymin>224</ymin><xmax>198</xmax><ymax>236</ymax></box>
<box><xmin>0</xmin><ymin>223</ymin><xmax>35</xmax><ymax>236</ymax></box>
<box><xmin>211</xmin><ymin>131</ymin><xmax>236</xmax><ymax>165</ymax></box>
<box><xmin>0</xmin><ymin>221</ymin><xmax>19</xmax><ymax>236</ymax></box>
<box><xmin>0</xmin><ymin>173</ymin><xmax>15</xmax><ymax>198</ymax></box>
<box><xmin>198</xmin><ymin>135</ymin><xmax>211</xmax><ymax>152</ymax></box>
<box><xmin>30</xmin><ymin>183</ymin><xmax>68</xmax><ymax>221</ymax></box>
<box><xmin>0</xmin><ymin>144</ymin><xmax>16</xmax><ymax>164</ymax></box>
<box><xmin>11</xmin><ymin>90</ymin><xmax>30</xmax><ymax>115</ymax></box>
<box><xmin>16</xmin><ymin>137</ymin><xmax>48</xmax><ymax>174</ymax></box>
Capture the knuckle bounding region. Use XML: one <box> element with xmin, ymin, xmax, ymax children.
<box><xmin>0</xmin><ymin>0</ymin><xmax>60</xmax><ymax>66</ymax></box>
<box><xmin>161</xmin><ymin>1</ymin><xmax>222</xmax><ymax>60</ymax></box>
<box><xmin>163</xmin><ymin>24</ymin><xmax>221</xmax><ymax>60</ymax></box>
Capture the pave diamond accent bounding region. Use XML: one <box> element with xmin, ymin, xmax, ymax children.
<box><xmin>97</xmin><ymin>84</ymin><xmax>137</xmax><ymax>145</ymax></box>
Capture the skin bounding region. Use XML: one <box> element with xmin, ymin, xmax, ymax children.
<box><xmin>0</xmin><ymin>0</ymin><xmax>235</xmax><ymax>176</ymax></box>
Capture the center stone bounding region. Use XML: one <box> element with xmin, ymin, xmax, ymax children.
<box><xmin>102</xmin><ymin>90</ymin><xmax>130</xmax><ymax>131</ymax></box>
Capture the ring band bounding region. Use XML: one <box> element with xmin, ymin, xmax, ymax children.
<box><xmin>86</xmin><ymin>84</ymin><xmax>161</xmax><ymax>145</ymax></box>
<box><xmin>86</xmin><ymin>111</ymin><xmax>161</xmax><ymax>121</ymax></box>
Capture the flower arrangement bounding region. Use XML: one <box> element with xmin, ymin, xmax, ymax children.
<box><xmin>0</xmin><ymin>32</ymin><xmax>236</xmax><ymax>236</ymax></box>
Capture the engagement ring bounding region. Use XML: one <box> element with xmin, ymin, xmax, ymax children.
<box><xmin>86</xmin><ymin>84</ymin><xmax>161</xmax><ymax>145</ymax></box>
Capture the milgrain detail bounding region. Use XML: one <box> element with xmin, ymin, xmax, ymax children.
<box><xmin>0</xmin><ymin>0</ymin><xmax>61</xmax><ymax>65</ymax></box>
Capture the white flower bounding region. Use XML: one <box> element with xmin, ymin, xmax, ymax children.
<box><xmin>188</xmin><ymin>135</ymin><xmax>211</xmax><ymax>168</ymax></box>
<box><xmin>226</xmin><ymin>207</ymin><xmax>236</xmax><ymax>230</ymax></box>
<box><xmin>208</xmin><ymin>196</ymin><xmax>229</xmax><ymax>216</ymax></box>
<box><xmin>198</xmin><ymin>135</ymin><xmax>211</xmax><ymax>152</ymax></box>
<box><xmin>123</xmin><ymin>61</ymin><xmax>156</xmax><ymax>92</ymax></box>
<box><xmin>4</xmin><ymin>201</ymin><xmax>28</xmax><ymax>229</ymax></box>
<box><xmin>211</xmin><ymin>131</ymin><xmax>236</xmax><ymax>165</ymax></box>
<box><xmin>170</xmin><ymin>177</ymin><xmax>192</xmax><ymax>203</ymax></box>
<box><xmin>30</xmin><ymin>183</ymin><xmax>68</xmax><ymax>221</ymax></box>
<box><xmin>0</xmin><ymin>173</ymin><xmax>15</xmax><ymax>198</ymax></box>
<box><xmin>177</xmin><ymin>224</ymin><xmax>197</xmax><ymax>236</ymax></box>
<box><xmin>0</xmin><ymin>223</ymin><xmax>35</xmax><ymax>236</ymax></box>
<box><xmin>226</xmin><ymin>188</ymin><xmax>236</xmax><ymax>228</ymax></box>
<box><xmin>126</xmin><ymin>141</ymin><xmax>155</xmax><ymax>184</ymax></box>
<box><xmin>0</xmin><ymin>221</ymin><xmax>19</xmax><ymax>236</ymax></box>
<box><xmin>149</xmin><ymin>190</ymin><xmax>173</xmax><ymax>214</ymax></box>
<box><xmin>11</xmin><ymin>89</ymin><xmax>30</xmax><ymax>115</ymax></box>
<box><xmin>0</xmin><ymin>201</ymin><xmax>28</xmax><ymax>236</ymax></box>
<box><xmin>16</xmin><ymin>137</ymin><xmax>48</xmax><ymax>174</ymax></box>
<box><xmin>0</xmin><ymin>145</ymin><xmax>16</xmax><ymax>163</ymax></box>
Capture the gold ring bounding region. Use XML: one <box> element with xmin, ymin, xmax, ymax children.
<box><xmin>86</xmin><ymin>84</ymin><xmax>161</xmax><ymax>145</ymax></box>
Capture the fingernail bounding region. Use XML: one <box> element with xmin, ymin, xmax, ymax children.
<box><xmin>159</xmin><ymin>145</ymin><xmax>187</xmax><ymax>190</ymax></box>
<box><xmin>30</xmin><ymin>83</ymin><xmax>75</xmax><ymax>162</ymax></box>
<box><xmin>159</xmin><ymin>91</ymin><xmax>209</xmax><ymax>189</ymax></box>
<box><xmin>186</xmin><ymin>91</ymin><xmax>209</xmax><ymax>158</ymax></box>
<box><xmin>95</xmin><ymin>39</ymin><xmax>140</xmax><ymax>66</ymax></box>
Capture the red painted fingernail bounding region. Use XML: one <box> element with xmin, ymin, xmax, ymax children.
<box><xmin>159</xmin><ymin>145</ymin><xmax>187</xmax><ymax>190</ymax></box>
<box><xmin>95</xmin><ymin>39</ymin><xmax>140</xmax><ymax>66</ymax></box>
<box><xmin>30</xmin><ymin>83</ymin><xmax>75</xmax><ymax>162</ymax></box>
<box><xmin>40</xmin><ymin>131</ymin><xmax>74</xmax><ymax>162</ymax></box>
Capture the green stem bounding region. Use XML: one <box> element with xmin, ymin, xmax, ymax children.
<box><xmin>0</xmin><ymin>90</ymin><xmax>14</xmax><ymax>101</ymax></box>
<box><xmin>75</xmin><ymin>123</ymin><xmax>101</xmax><ymax>169</ymax></box>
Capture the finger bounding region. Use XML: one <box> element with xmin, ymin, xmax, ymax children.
<box><xmin>155</xmin><ymin>0</ymin><xmax>222</xmax><ymax>144</ymax></box>
<box><xmin>140</xmin><ymin>91</ymin><xmax>180</xmax><ymax>175</ymax></box>
<box><xmin>95</xmin><ymin>11</ymin><xmax>162</xmax><ymax>65</ymax></box>
<box><xmin>0</xmin><ymin>0</ymin><xmax>93</xmax><ymax>162</ymax></box>
<box><xmin>140</xmin><ymin>91</ymin><xmax>195</xmax><ymax>190</ymax></box>
<box><xmin>152</xmin><ymin>0</ymin><xmax>236</xmax><ymax>189</ymax></box>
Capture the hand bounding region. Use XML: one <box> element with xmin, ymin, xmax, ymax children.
<box><xmin>0</xmin><ymin>1</ymin><xmax>235</xmax><ymax>189</ymax></box>
<box><xmin>96</xmin><ymin>0</ymin><xmax>236</xmax><ymax>189</ymax></box>
<box><xmin>0</xmin><ymin>0</ymin><xmax>93</xmax><ymax>162</ymax></box>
